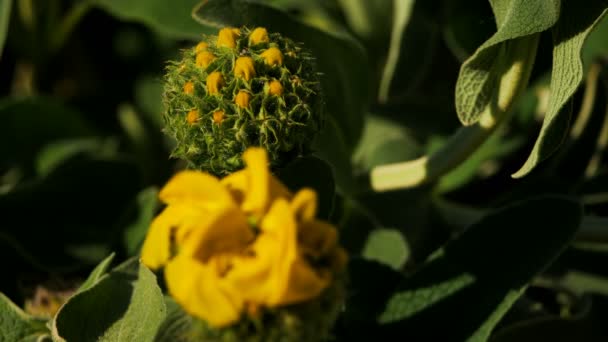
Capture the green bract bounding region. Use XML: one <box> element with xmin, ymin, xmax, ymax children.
<box><xmin>162</xmin><ymin>26</ymin><xmax>324</xmax><ymax>175</ymax></box>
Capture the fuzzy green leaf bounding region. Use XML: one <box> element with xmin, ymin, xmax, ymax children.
<box><xmin>193</xmin><ymin>0</ymin><xmax>369</xmax><ymax>153</ymax></box>
<box><xmin>90</xmin><ymin>0</ymin><xmax>213</xmax><ymax>39</ymax></box>
<box><xmin>153</xmin><ymin>297</ymin><xmax>191</xmax><ymax>342</ymax></box>
<box><xmin>377</xmin><ymin>196</ymin><xmax>582</xmax><ymax>341</ymax></box>
<box><xmin>0</xmin><ymin>293</ymin><xmax>49</xmax><ymax>342</ymax></box>
<box><xmin>77</xmin><ymin>253</ymin><xmax>115</xmax><ymax>294</ymax></box>
<box><xmin>455</xmin><ymin>0</ymin><xmax>559</xmax><ymax>125</ymax></box>
<box><xmin>513</xmin><ymin>1</ymin><xmax>608</xmax><ymax>177</ymax></box>
<box><xmin>0</xmin><ymin>0</ymin><xmax>11</xmax><ymax>60</ymax></box>
<box><xmin>52</xmin><ymin>259</ymin><xmax>166</xmax><ymax>342</ymax></box>
<box><xmin>362</xmin><ymin>228</ymin><xmax>410</xmax><ymax>270</ymax></box>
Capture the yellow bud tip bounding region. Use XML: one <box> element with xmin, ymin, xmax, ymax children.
<box><xmin>218</xmin><ymin>27</ymin><xmax>240</xmax><ymax>49</ymax></box>
<box><xmin>260</xmin><ymin>47</ymin><xmax>283</xmax><ymax>66</ymax></box>
<box><xmin>196</xmin><ymin>51</ymin><xmax>216</xmax><ymax>68</ymax></box>
<box><xmin>235</xmin><ymin>90</ymin><xmax>251</xmax><ymax>108</ymax></box>
<box><xmin>213</xmin><ymin>110</ymin><xmax>225</xmax><ymax>124</ymax></box>
<box><xmin>268</xmin><ymin>79</ymin><xmax>283</xmax><ymax>96</ymax></box>
<box><xmin>187</xmin><ymin>110</ymin><xmax>199</xmax><ymax>124</ymax></box>
<box><xmin>183</xmin><ymin>81</ymin><xmax>195</xmax><ymax>95</ymax></box>
<box><xmin>206</xmin><ymin>71</ymin><xmax>224</xmax><ymax>95</ymax></box>
<box><xmin>249</xmin><ymin>27</ymin><xmax>269</xmax><ymax>45</ymax></box>
<box><xmin>234</xmin><ymin>56</ymin><xmax>256</xmax><ymax>81</ymax></box>
<box><xmin>194</xmin><ymin>41</ymin><xmax>208</xmax><ymax>53</ymax></box>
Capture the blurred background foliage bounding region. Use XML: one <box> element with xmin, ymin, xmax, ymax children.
<box><xmin>1</xmin><ymin>0</ymin><xmax>608</xmax><ymax>340</ymax></box>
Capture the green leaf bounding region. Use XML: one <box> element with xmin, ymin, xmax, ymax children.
<box><xmin>77</xmin><ymin>253</ymin><xmax>115</xmax><ymax>294</ymax></box>
<box><xmin>377</xmin><ymin>0</ymin><xmax>415</xmax><ymax>102</ymax></box>
<box><xmin>513</xmin><ymin>1</ymin><xmax>608</xmax><ymax>177</ymax></box>
<box><xmin>0</xmin><ymin>97</ymin><xmax>94</xmax><ymax>169</ymax></box>
<box><xmin>362</xmin><ymin>228</ymin><xmax>410</xmax><ymax>270</ymax></box>
<box><xmin>353</xmin><ymin>115</ymin><xmax>421</xmax><ymax>171</ymax></box>
<box><xmin>123</xmin><ymin>187</ymin><xmax>160</xmax><ymax>256</ymax></box>
<box><xmin>90</xmin><ymin>0</ymin><xmax>213</xmax><ymax>39</ymax></box>
<box><xmin>582</xmin><ymin>13</ymin><xmax>608</xmax><ymax>69</ymax></box>
<box><xmin>336</xmin><ymin>0</ymin><xmax>393</xmax><ymax>40</ymax></box>
<box><xmin>455</xmin><ymin>0</ymin><xmax>559</xmax><ymax>125</ymax></box>
<box><xmin>0</xmin><ymin>293</ymin><xmax>49</xmax><ymax>342</ymax></box>
<box><xmin>52</xmin><ymin>259</ymin><xmax>166</xmax><ymax>342</ymax></box>
<box><xmin>0</xmin><ymin>0</ymin><xmax>11</xmax><ymax>60</ymax></box>
<box><xmin>153</xmin><ymin>297</ymin><xmax>191</xmax><ymax>342</ymax></box>
<box><xmin>276</xmin><ymin>156</ymin><xmax>335</xmax><ymax>220</ymax></box>
<box><xmin>193</xmin><ymin>0</ymin><xmax>369</xmax><ymax>151</ymax></box>
<box><xmin>376</xmin><ymin>196</ymin><xmax>582</xmax><ymax>341</ymax></box>
<box><xmin>35</xmin><ymin>138</ymin><xmax>118</xmax><ymax>176</ymax></box>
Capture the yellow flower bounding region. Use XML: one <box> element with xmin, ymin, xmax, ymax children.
<box><xmin>195</xmin><ymin>41</ymin><xmax>208</xmax><ymax>53</ymax></box>
<box><xmin>206</xmin><ymin>71</ymin><xmax>224</xmax><ymax>95</ymax></box>
<box><xmin>196</xmin><ymin>51</ymin><xmax>216</xmax><ymax>68</ymax></box>
<box><xmin>140</xmin><ymin>148</ymin><xmax>346</xmax><ymax>328</ymax></box>
<box><xmin>218</xmin><ymin>27</ymin><xmax>240</xmax><ymax>49</ymax></box>
<box><xmin>234</xmin><ymin>57</ymin><xmax>256</xmax><ymax>81</ymax></box>
<box><xmin>213</xmin><ymin>110</ymin><xmax>225</xmax><ymax>124</ymax></box>
<box><xmin>234</xmin><ymin>90</ymin><xmax>251</xmax><ymax>108</ymax></box>
<box><xmin>186</xmin><ymin>110</ymin><xmax>199</xmax><ymax>125</ymax></box>
<box><xmin>183</xmin><ymin>81</ymin><xmax>195</xmax><ymax>95</ymax></box>
<box><xmin>260</xmin><ymin>47</ymin><xmax>283</xmax><ymax>66</ymax></box>
<box><xmin>267</xmin><ymin>79</ymin><xmax>283</xmax><ymax>96</ymax></box>
<box><xmin>249</xmin><ymin>27</ymin><xmax>269</xmax><ymax>45</ymax></box>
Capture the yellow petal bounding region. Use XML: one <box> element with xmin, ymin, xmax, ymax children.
<box><xmin>218</xmin><ymin>27</ymin><xmax>239</xmax><ymax>49</ymax></box>
<box><xmin>234</xmin><ymin>56</ymin><xmax>256</xmax><ymax>81</ymax></box>
<box><xmin>195</xmin><ymin>41</ymin><xmax>208</xmax><ymax>53</ymax></box>
<box><xmin>165</xmin><ymin>255</ymin><xmax>243</xmax><ymax>327</ymax></box>
<box><xmin>298</xmin><ymin>220</ymin><xmax>338</xmax><ymax>259</ymax></box>
<box><xmin>206</xmin><ymin>71</ymin><xmax>224</xmax><ymax>95</ymax></box>
<box><xmin>196</xmin><ymin>51</ymin><xmax>215</xmax><ymax>68</ymax></box>
<box><xmin>249</xmin><ymin>27</ymin><xmax>269</xmax><ymax>45</ymax></box>
<box><xmin>290</xmin><ymin>188</ymin><xmax>317</xmax><ymax>222</ymax></box>
<box><xmin>159</xmin><ymin>171</ymin><xmax>234</xmax><ymax>210</ymax></box>
<box><xmin>260</xmin><ymin>47</ymin><xmax>283</xmax><ymax>66</ymax></box>
<box><xmin>234</xmin><ymin>90</ymin><xmax>251</xmax><ymax>108</ymax></box>
<box><xmin>140</xmin><ymin>204</ymin><xmax>198</xmax><ymax>270</ymax></box>
<box><xmin>267</xmin><ymin>79</ymin><xmax>283</xmax><ymax>96</ymax></box>
<box><xmin>227</xmin><ymin>199</ymin><xmax>328</xmax><ymax>306</ymax></box>
<box><xmin>221</xmin><ymin>148</ymin><xmax>290</xmax><ymax>216</ymax></box>
<box><xmin>179</xmin><ymin>204</ymin><xmax>253</xmax><ymax>262</ymax></box>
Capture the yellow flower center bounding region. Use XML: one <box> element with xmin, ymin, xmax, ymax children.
<box><xmin>217</xmin><ymin>27</ymin><xmax>240</xmax><ymax>49</ymax></box>
<box><xmin>183</xmin><ymin>81</ymin><xmax>195</xmax><ymax>95</ymax></box>
<box><xmin>234</xmin><ymin>57</ymin><xmax>256</xmax><ymax>81</ymax></box>
<box><xmin>187</xmin><ymin>110</ymin><xmax>199</xmax><ymax>124</ymax></box>
<box><xmin>268</xmin><ymin>80</ymin><xmax>283</xmax><ymax>96</ymax></box>
<box><xmin>213</xmin><ymin>110</ymin><xmax>225</xmax><ymax>124</ymax></box>
<box><xmin>196</xmin><ymin>51</ymin><xmax>216</xmax><ymax>68</ymax></box>
<box><xmin>206</xmin><ymin>71</ymin><xmax>224</xmax><ymax>95</ymax></box>
<box><xmin>260</xmin><ymin>47</ymin><xmax>283</xmax><ymax>66</ymax></box>
<box><xmin>249</xmin><ymin>27</ymin><xmax>269</xmax><ymax>45</ymax></box>
<box><xmin>234</xmin><ymin>91</ymin><xmax>251</xmax><ymax>108</ymax></box>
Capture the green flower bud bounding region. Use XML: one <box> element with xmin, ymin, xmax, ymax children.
<box><xmin>162</xmin><ymin>26</ymin><xmax>324</xmax><ymax>175</ymax></box>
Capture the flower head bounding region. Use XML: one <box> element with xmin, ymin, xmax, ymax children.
<box><xmin>141</xmin><ymin>148</ymin><xmax>346</xmax><ymax>330</ymax></box>
<box><xmin>162</xmin><ymin>27</ymin><xmax>324</xmax><ymax>175</ymax></box>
